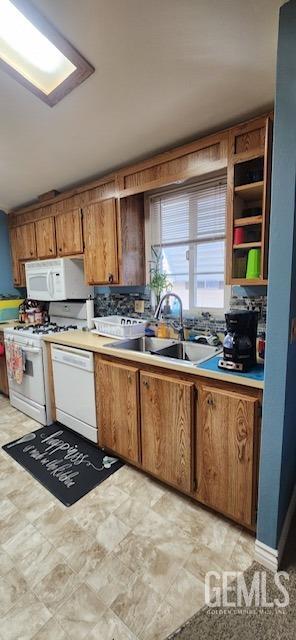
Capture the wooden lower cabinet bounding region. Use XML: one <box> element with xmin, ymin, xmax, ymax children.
<box><xmin>0</xmin><ymin>332</ymin><xmax>8</xmax><ymax>396</ymax></box>
<box><xmin>140</xmin><ymin>371</ymin><xmax>194</xmax><ymax>493</ymax></box>
<box><xmin>196</xmin><ymin>384</ymin><xmax>259</xmax><ymax>526</ymax></box>
<box><xmin>96</xmin><ymin>358</ymin><xmax>140</xmax><ymax>463</ymax></box>
<box><xmin>94</xmin><ymin>356</ymin><xmax>261</xmax><ymax>528</ymax></box>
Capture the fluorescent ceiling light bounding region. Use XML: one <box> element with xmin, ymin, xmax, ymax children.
<box><xmin>0</xmin><ymin>0</ymin><xmax>94</xmax><ymax>105</ymax></box>
<box><xmin>0</xmin><ymin>0</ymin><xmax>76</xmax><ymax>94</ymax></box>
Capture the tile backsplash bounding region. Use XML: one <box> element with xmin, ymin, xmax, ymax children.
<box><xmin>94</xmin><ymin>288</ymin><xmax>152</xmax><ymax>319</ymax></box>
<box><xmin>94</xmin><ymin>287</ymin><xmax>267</xmax><ymax>335</ymax></box>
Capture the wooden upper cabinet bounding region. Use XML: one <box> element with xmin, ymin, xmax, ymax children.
<box><xmin>83</xmin><ymin>198</ymin><xmax>118</xmax><ymax>284</ymax></box>
<box><xmin>230</xmin><ymin>118</ymin><xmax>266</xmax><ymax>159</ymax></box>
<box><xmin>16</xmin><ymin>222</ymin><xmax>36</xmax><ymax>260</ymax></box>
<box><xmin>196</xmin><ymin>384</ymin><xmax>259</xmax><ymax>526</ymax></box>
<box><xmin>9</xmin><ymin>227</ymin><xmax>21</xmax><ymax>286</ymax></box>
<box><xmin>96</xmin><ymin>358</ymin><xmax>140</xmax><ymax>463</ymax></box>
<box><xmin>140</xmin><ymin>371</ymin><xmax>194</xmax><ymax>492</ymax></box>
<box><xmin>117</xmin><ymin>195</ymin><xmax>145</xmax><ymax>286</ymax></box>
<box><xmin>35</xmin><ymin>217</ymin><xmax>56</xmax><ymax>259</ymax></box>
<box><xmin>118</xmin><ymin>133</ymin><xmax>228</xmax><ymax>195</ymax></box>
<box><xmin>226</xmin><ymin>114</ymin><xmax>273</xmax><ymax>285</ymax></box>
<box><xmin>55</xmin><ymin>208</ymin><xmax>83</xmax><ymax>256</ymax></box>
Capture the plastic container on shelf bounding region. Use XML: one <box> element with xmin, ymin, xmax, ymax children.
<box><xmin>246</xmin><ymin>248</ymin><xmax>261</xmax><ymax>279</ymax></box>
<box><xmin>233</xmin><ymin>227</ymin><xmax>245</xmax><ymax>244</ymax></box>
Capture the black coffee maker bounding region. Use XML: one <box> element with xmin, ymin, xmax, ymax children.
<box><xmin>218</xmin><ymin>310</ymin><xmax>258</xmax><ymax>372</ymax></box>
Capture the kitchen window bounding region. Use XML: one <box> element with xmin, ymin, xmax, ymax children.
<box><xmin>148</xmin><ymin>177</ymin><xmax>230</xmax><ymax>314</ymax></box>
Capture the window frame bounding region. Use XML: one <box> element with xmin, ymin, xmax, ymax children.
<box><xmin>145</xmin><ymin>177</ymin><xmax>231</xmax><ymax>318</ymax></box>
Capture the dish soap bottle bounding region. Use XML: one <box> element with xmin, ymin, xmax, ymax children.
<box><xmin>157</xmin><ymin>321</ymin><xmax>169</xmax><ymax>338</ymax></box>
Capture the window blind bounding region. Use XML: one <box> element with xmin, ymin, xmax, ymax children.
<box><xmin>150</xmin><ymin>179</ymin><xmax>226</xmax><ymax>247</ymax></box>
<box><xmin>149</xmin><ymin>178</ymin><xmax>227</xmax><ymax>311</ymax></box>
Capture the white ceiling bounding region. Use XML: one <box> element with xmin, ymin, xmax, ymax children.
<box><xmin>0</xmin><ymin>0</ymin><xmax>283</xmax><ymax>211</ymax></box>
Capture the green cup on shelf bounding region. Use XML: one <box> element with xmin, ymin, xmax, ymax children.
<box><xmin>246</xmin><ymin>248</ymin><xmax>261</xmax><ymax>279</ymax></box>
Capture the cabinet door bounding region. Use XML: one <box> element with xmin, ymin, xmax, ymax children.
<box><xmin>96</xmin><ymin>358</ymin><xmax>139</xmax><ymax>463</ymax></box>
<box><xmin>83</xmin><ymin>199</ymin><xmax>118</xmax><ymax>284</ymax></box>
<box><xmin>140</xmin><ymin>372</ymin><xmax>193</xmax><ymax>492</ymax></box>
<box><xmin>16</xmin><ymin>223</ymin><xmax>36</xmax><ymax>260</ymax></box>
<box><xmin>35</xmin><ymin>217</ymin><xmax>56</xmax><ymax>258</ymax></box>
<box><xmin>9</xmin><ymin>228</ymin><xmax>21</xmax><ymax>286</ymax></box>
<box><xmin>55</xmin><ymin>209</ymin><xmax>83</xmax><ymax>256</ymax></box>
<box><xmin>19</xmin><ymin>262</ymin><xmax>27</xmax><ymax>287</ymax></box>
<box><xmin>0</xmin><ymin>332</ymin><xmax>8</xmax><ymax>396</ymax></box>
<box><xmin>196</xmin><ymin>385</ymin><xmax>259</xmax><ymax>526</ymax></box>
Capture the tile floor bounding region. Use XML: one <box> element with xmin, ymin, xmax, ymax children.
<box><xmin>0</xmin><ymin>394</ymin><xmax>254</xmax><ymax>640</ymax></box>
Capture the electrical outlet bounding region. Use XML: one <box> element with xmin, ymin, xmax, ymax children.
<box><xmin>135</xmin><ymin>300</ymin><xmax>145</xmax><ymax>313</ymax></box>
<box><xmin>290</xmin><ymin>318</ymin><xmax>296</xmax><ymax>343</ymax></box>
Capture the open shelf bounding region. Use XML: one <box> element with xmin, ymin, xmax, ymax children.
<box><xmin>230</xmin><ymin>278</ymin><xmax>268</xmax><ymax>286</ymax></box>
<box><xmin>234</xmin><ymin>215</ymin><xmax>262</xmax><ymax>227</ymax></box>
<box><xmin>227</xmin><ymin>116</ymin><xmax>272</xmax><ymax>284</ymax></box>
<box><xmin>234</xmin><ymin>181</ymin><xmax>264</xmax><ymax>201</ymax></box>
<box><xmin>233</xmin><ymin>241</ymin><xmax>262</xmax><ymax>250</ymax></box>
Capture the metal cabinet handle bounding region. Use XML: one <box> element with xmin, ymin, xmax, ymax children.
<box><xmin>108</xmin><ymin>273</ymin><xmax>114</xmax><ymax>283</ymax></box>
<box><xmin>207</xmin><ymin>396</ymin><xmax>214</xmax><ymax>406</ymax></box>
<box><xmin>143</xmin><ymin>380</ymin><xmax>149</xmax><ymax>387</ymax></box>
<box><xmin>127</xmin><ymin>373</ymin><xmax>131</xmax><ymax>382</ymax></box>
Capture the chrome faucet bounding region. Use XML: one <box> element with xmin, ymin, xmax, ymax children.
<box><xmin>154</xmin><ymin>292</ymin><xmax>185</xmax><ymax>341</ymax></box>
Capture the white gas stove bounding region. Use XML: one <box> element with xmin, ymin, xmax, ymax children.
<box><xmin>4</xmin><ymin>302</ymin><xmax>87</xmax><ymax>425</ymax></box>
<box><xmin>5</xmin><ymin>322</ymin><xmax>80</xmax><ymax>344</ymax></box>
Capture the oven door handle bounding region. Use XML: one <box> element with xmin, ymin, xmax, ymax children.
<box><xmin>4</xmin><ymin>340</ymin><xmax>40</xmax><ymax>355</ymax></box>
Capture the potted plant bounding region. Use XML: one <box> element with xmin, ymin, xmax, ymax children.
<box><xmin>149</xmin><ymin>248</ymin><xmax>172</xmax><ymax>310</ymax></box>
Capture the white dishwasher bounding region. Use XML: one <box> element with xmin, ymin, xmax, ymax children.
<box><xmin>51</xmin><ymin>344</ymin><xmax>97</xmax><ymax>443</ymax></box>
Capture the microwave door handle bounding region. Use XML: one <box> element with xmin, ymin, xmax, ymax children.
<box><xmin>46</xmin><ymin>271</ymin><xmax>51</xmax><ymax>296</ymax></box>
<box><xmin>50</xmin><ymin>272</ymin><xmax>55</xmax><ymax>297</ymax></box>
<box><xmin>47</xmin><ymin>271</ymin><xmax>54</xmax><ymax>298</ymax></box>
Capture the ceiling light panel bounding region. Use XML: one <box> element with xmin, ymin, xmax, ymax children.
<box><xmin>0</xmin><ymin>0</ymin><xmax>94</xmax><ymax>105</ymax></box>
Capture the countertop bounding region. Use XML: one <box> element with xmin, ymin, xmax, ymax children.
<box><xmin>0</xmin><ymin>320</ymin><xmax>19</xmax><ymax>331</ymax></box>
<box><xmin>44</xmin><ymin>330</ymin><xmax>264</xmax><ymax>389</ymax></box>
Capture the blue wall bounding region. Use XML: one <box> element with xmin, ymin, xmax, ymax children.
<box><xmin>257</xmin><ymin>0</ymin><xmax>296</xmax><ymax>549</ymax></box>
<box><xmin>0</xmin><ymin>211</ymin><xmax>20</xmax><ymax>296</ymax></box>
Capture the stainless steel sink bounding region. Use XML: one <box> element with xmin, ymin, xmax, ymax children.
<box><xmin>155</xmin><ymin>341</ymin><xmax>221</xmax><ymax>363</ymax></box>
<box><xmin>108</xmin><ymin>336</ymin><xmax>222</xmax><ymax>364</ymax></box>
<box><xmin>108</xmin><ymin>336</ymin><xmax>177</xmax><ymax>354</ymax></box>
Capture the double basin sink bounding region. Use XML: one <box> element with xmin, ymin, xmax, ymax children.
<box><xmin>108</xmin><ymin>336</ymin><xmax>222</xmax><ymax>365</ymax></box>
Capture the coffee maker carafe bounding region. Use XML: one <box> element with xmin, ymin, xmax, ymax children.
<box><xmin>218</xmin><ymin>310</ymin><xmax>258</xmax><ymax>372</ymax></box>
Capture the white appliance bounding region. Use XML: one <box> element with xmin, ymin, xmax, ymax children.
<box><xmin>25</xmin><ymin>258</ymin><xmax>93</xmax><ymax>301</ymax></box>
<box><xmin>51</xmin><ymin>345</ymin><xmax>97</xmax><ymax>443</ymax></box>
<box><xmin>4</xmin><ymin>302</ymin><xmax>88</xmax><ymax>426</ymax></box>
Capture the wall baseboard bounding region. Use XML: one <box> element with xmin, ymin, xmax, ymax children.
<box><xmin>255</xmin><ymin>483</ymin><xmax>296</xmax><ymax>572</ymax></box>
<box><xmin>254</xmin><ymin>539</ymin><xmax>278</xmax><ymax>572</ymax></box>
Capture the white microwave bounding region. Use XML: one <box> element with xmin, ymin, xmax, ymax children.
<box><xmin>25</xmin><ymin>258</ymin><xmax>94</xmax><ymax>301</ymax></box>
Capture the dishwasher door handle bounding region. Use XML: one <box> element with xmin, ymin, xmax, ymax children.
<box><xmin>51</xmin><ymin>345</ymin><xmax>94</xmax><ymax>372</ymax></box>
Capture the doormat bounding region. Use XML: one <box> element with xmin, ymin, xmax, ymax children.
<box><xmin>2</xmin><ymin>423</ymin><xmax>124</xmax><ymax>507</ymax></box>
